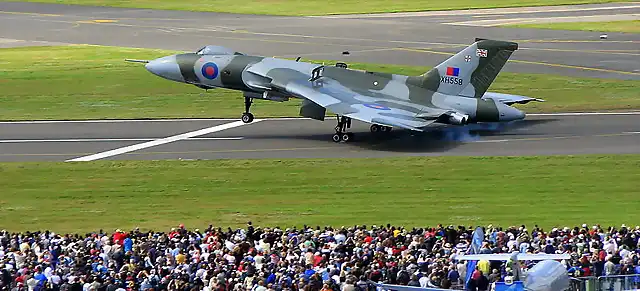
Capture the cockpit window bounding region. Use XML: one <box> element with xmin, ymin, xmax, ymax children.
<box><xmin>194</xmin><ymin>45</ymin><xmax>244</xmax><ymax>56</ymax></box>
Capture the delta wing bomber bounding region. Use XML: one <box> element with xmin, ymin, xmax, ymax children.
<box><xmin>127</xmin><ymin>38</ymin><xmax>543</xmax><ymax>143</ymax></box>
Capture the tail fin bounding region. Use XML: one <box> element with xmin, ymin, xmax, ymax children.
<box><xmin>410</xmin><ymin>39</ymin><xmax>518</xmax><ymax>98</ymax></box>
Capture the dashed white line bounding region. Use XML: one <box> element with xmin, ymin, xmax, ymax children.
<box><xmin>66</xmin><ymin>120</ymin><xmax>256</xmax><ymax>162</ymax></box>
<box><xmin>0</xmin><ymin>137</ymin><xmax>243</xmax><ymax>143</ymax></box>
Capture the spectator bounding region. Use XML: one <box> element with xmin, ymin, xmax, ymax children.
<box><xmin>0</xmin><ymin>224</ymin><xmax>638</xmax><ymax>291</ymax></box>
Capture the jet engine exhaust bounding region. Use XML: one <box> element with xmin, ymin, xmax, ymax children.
<box><xmin>446</xmin><ymin>112</ymin><xmax>469</xmax><ymax>125</ymax></box>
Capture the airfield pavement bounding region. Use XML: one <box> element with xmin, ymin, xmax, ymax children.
<box><xmin>0</xmin><ymin>1</ymin><xmax>639</xmax><ymax>162</ymax></box>
<box><xmin>0</xmin><ymin>113</ymin><xmax>639</xmax><ymax>162</ymax></box>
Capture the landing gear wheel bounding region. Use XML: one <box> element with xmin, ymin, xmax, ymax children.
<box><xmin>332</xmin><ymin>134</ymin><xmax>341</xmax><ymax>143</ymax></box>
<box><xmin>241</xmin><ymin>112</ymin><xmax>254</xmax><ymax>123</ymax></box>
<box><xmin>381</xmin><ymin>126</ymin><xmax>392</xmax><ymax>132</ymax></box>
<box><xmin>241</xmin><ymin>96</ymin><xmax>254</xmax><ymax>123</ymax></box>
<box><xmin>341</xmin><ymin>133</ymin><xmax>353</xmax><ymax>142</ymax></box>
<box><xmin>370</xmin><ymin>124</ymin><xmax>380</xmax><ymax>133</ymax></box>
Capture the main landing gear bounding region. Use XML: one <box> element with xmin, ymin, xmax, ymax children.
<box><xmin>241</xmin><ymin>96</ymin><xmax>254</xmax><ymax>123</ymax></box>
<box><xmin>330</xmin><ymin>117</ymin><xmax>394</xmax><ymax>142</ymax></box>
<box><xmin>369</xmin><ymin>124</ymin><xmax>392</xmax><ymax>134</ymax></box>
<box><xmin>332</xmin><ymin>116</ymin><xmax>354</xmax><ymax>142</ymax></box>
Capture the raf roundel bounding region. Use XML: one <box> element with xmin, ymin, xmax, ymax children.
<box><xmin>363</xmin><ymin>103</ymin><xmax>391</xmax><ymax>110</ymax></box>
<box><xmin>201</xmin><ymin>62</ymin><xmax>219</xmax><ymax>80</ymax></box>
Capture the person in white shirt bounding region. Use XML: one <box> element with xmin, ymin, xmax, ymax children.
<box><xmin>49</xmin><ymin>271</ymin><xmax>61</xmax><ymax>286</ymax></box>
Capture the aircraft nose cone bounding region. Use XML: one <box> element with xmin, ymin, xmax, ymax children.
<box><xmin>145</xmin><ymin>55</ymin><xmax>184</xmax><ymax>82</ymax></box>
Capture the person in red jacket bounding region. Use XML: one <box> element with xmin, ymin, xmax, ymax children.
<box><xmin>112</xmin><ymin>229</ymin><xmax>127</xmax><ymax>245</ymax></box>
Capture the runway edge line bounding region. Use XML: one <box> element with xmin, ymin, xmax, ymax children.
<box><xmin>1</xmin><ymin>112</ymin><xmax>640</xmax><ymax>124</ymax></box>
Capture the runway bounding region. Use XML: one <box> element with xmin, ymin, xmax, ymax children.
<box><xmin>0</xmin><ymin>2</ymin><xmax>639</xmax><ymax>162</ymax></box>
<box><xmin>1</xmin><ymin>113</ymin><xmax>639</xmax><ymax>162</ymax></box>
<box><xmin>0</xmin><ymin>1</ymin><xmax>639</xmax><ymax>80</ymax></box>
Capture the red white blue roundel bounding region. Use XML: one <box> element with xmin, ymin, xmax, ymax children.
<box><xmin>363</xmin><ymin>103</ymin><xmax>391</xmax><ymax>110</ymax></box>
<box><xmin>201</xmin><ymin>62</ymin><xmax>219</xmax><ymax>79</ymax></box>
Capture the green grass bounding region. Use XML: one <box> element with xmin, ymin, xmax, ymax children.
<box><xmin>1</xmin><ymin>45</ymin><xmax>638</xmax><ymax>121</ymax></box>
<box><xmin>0</xmin><ymin>155</ymin><xmax>638</xmax><ymax>233</ymax></box>
<box><xmin>3</xmin><ymin>0</ymin><xmax>634</xmax><ymax>16</ymax></box>
<box><xmin>507</xmin><ymin>20</ymin><xmax>640</xmax><ymax>33</ymax></box>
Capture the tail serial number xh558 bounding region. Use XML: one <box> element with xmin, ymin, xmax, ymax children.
<box><xmin>127</xmin><ymin>38</ymin><xmax>543</xmax><ymax>143</ymax></box>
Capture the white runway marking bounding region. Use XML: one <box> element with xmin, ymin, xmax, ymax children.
<box><xmin>313</xmin><ymin>4</ymin><xmax>640</xmax><ymax>18</ymax></box>
<box><xmin>473</xmin><ymin>131</ymin><xmax>640</xmax><ymax>143</ymax></box>
<box><xmin>0</xmin><ymin>112</ymin><xmax>639</xmax><ymax>125</ymax></box>
<box><xmin>528</xmin><ymin>112</ymin><xmax>640</xmax><ymax>116</ymax></box>
<box><xmin>445</xmin><ymin>13</ymin><xmax>640</xmax><ymax>27</ymax></box>
<box><xmin>0</xmin><ymin>117</ymin><xmax>305</xmax><ymax>124</ymax></box>
<box><xmin>66</xmin><ymin>120</ymin><xmax>256</xmax><ymax>162</ymax></box>
<box><xmin>0</xmin><ymin>137</ymin><xmax>243</xmax><ymax>143</ymax></box>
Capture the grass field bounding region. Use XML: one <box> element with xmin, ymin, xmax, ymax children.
<box><xmin>507</xmin><ymin>20</ymin><xmax>640</xmax><ymax>33</ymax></box>
<box><xmin>3</xmin><ymin>0</ymin><xmax>634</xmax><ymax>16</ymax></box>
<box><xmin>1</xmin><ymin>155</ymin><xmax>639</xmax><ymax>233</ymax></box>
<box><xmin>1</xmin><ymin>45</ymin><xmax>638</xmax><ymax>121</ymax></box>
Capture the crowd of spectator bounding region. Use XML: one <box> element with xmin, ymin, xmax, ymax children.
<box><xmin>0</xmin><ymin>222</ymin><xmax>639</xmax><ymax>291</ymax></box>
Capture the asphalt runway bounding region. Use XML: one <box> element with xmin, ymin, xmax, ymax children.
<box><xmin>0</xmin><ymin>113</ymin><xmax>638</xmax><ymax>162</ymax></box>
<box><xmin>0</xmin><ymin>2</ymin><xmax>639</xmax><ymax>162</ymax></box>
<box><xmin>0</xmin><ymin>1</ymin><xmax>639</xmax><ymax>80</ymax></box>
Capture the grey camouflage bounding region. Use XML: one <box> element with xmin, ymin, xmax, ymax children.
<box><xmin>132</xmin><ymin>39</ymin><xmax>543</xmax><ymax>142</ymax></box>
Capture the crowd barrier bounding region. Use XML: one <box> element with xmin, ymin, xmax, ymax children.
<box><xmin>569</xmin><ymin>275</ymin><xmax>640</xmax><ymax>291</ymax></box>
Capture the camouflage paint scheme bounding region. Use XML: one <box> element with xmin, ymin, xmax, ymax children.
<box><xmin>141</xmin><ymin>39</ymin><xmax>543</xmax><ymax>132</ymax></box>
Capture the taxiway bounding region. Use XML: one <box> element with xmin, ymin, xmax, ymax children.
<box><xmin>0</xmin><ymin>1</ymin><xmax>639</xmax><ymax>79</ymax></box>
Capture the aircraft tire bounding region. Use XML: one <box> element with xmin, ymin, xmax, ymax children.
<box><xmin>241</xmin><ymin>113</ymin><xmax>254</xmax><ymax>123</ymax></box>
<box><xmin>332</xmin><ymin>134</ymin><xmax>341</xmax><ymax>143</ymax></box>
<box><xmin>370</xmin><ymin>124</ymin><xmax>380</xmax><ymax>133</ymax></box>
<box><xmin>341</xmin><ymin>133</ymin><xmax>353</xmax><ymax>142</ymax></box>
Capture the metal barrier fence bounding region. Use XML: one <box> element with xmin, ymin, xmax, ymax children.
<box><xmin>568</xmin><ymin>275</ymin><xmax>640</xmax><ymax>291</ymax></box>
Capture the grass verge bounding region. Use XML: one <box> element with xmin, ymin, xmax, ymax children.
<box><xmin>1</xmin><ymin>155</ymin><xmax>638</xmax><ymax>233</ymax></box>
<box><xmin>0</xmin><ymin>45</ymin><xmax>638</xmax><ymax>121</ymax></box>
<box><xmin>2</xmin><ymin>0</ymin><xmax>634</xmax><ymax>16</ymax></box>
<box><xmin>507</xmin><ymin>20</ymin><xmax>640</xmax><ymax>33</ymax></box>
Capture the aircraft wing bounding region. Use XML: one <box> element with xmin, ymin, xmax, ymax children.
<box><xmin>455</xmin><ymin>253</ymin><xmax>571</xmax><ymax>261</ymax></box>
<box><xmin>482</xmin><ymin>92</ymin><xmax>545</xmax><ymax>105</ymax></box>
<box><xmin>269</xmin><ymin>74</ymin><xmax>448</xmax><ymax>131</ymax></box>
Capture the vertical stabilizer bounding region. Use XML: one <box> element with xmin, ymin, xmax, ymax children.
<box><xmin>409</xmin><ymin>39</ymin><xmax>518</xmax><ymax>98</ymax></box>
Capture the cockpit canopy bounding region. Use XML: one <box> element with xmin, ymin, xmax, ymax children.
<box><xmin>195</xmin><ymin>45</ymin><xmax>244</xmax><ymax>56</ymax></box>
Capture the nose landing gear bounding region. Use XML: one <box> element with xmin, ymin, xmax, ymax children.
<box><xmin>241</xmin><ymin>96</ymin><xmax>254</xmax><ymax>123</ymax></box>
